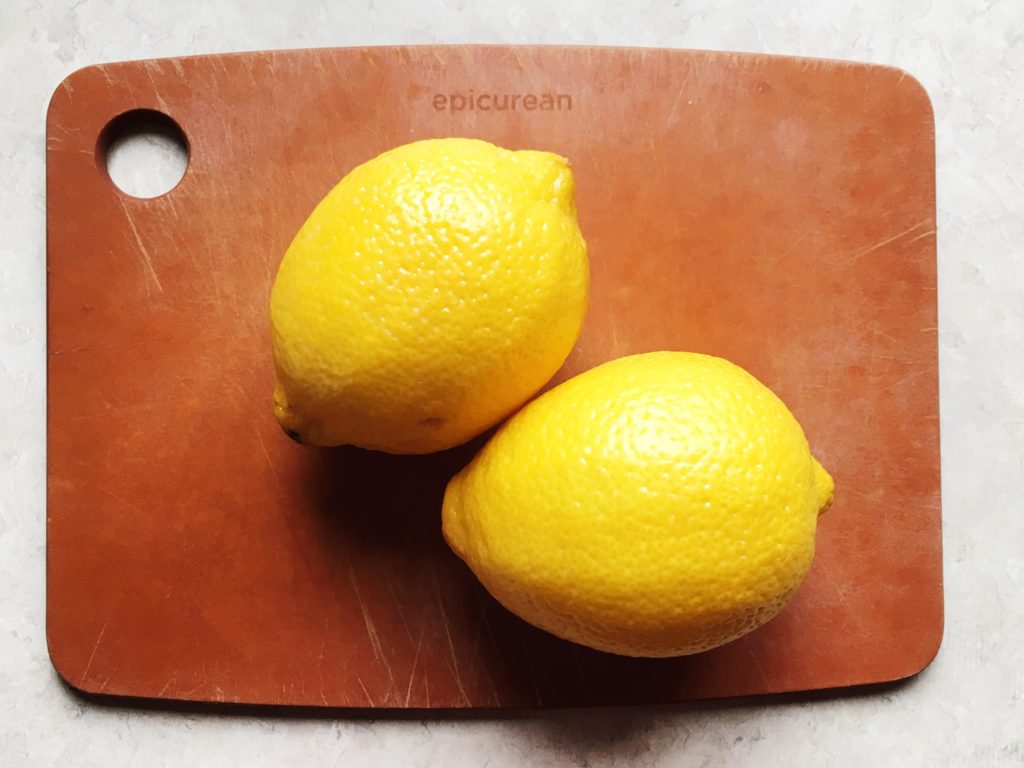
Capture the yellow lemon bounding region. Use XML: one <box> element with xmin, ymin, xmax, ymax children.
<box><xmin>270</xmin><ymin>138</ymin><xmax>589</xmax><ymax>453</ymax></box>
<box><xmin>443</xmin><ymin>351</ymin><xmax>834</xmax><ymax>657</ymax></box>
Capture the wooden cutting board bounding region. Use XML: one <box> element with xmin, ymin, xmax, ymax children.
<box><xmin>46</xmin><ymin>45</ymin><xmax>941</xmax><ymax>709</ymax></box>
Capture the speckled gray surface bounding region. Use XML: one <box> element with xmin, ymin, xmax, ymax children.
<box><xmin>2</xmin><ymin>0</ymin><xmax>1022</xmax><ymax>765</ymax></box>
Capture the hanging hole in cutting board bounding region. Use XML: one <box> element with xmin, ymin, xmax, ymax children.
<box><xmin>100</xmin><ymin>109</ymin><xmax>189</xmax><ymax>199</ymax></box>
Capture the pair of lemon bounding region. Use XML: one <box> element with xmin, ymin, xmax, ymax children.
<box><xmin>270</xmin><ymin>138</ymin><xmax>833</xmax><ymax>658</ymax></box>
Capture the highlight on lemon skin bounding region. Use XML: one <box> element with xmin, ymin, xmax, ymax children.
<box><xmin>269</xmin><ymin>137</ymin><xmax>589</xmax><ymax>453</ymax></box>
<box><xmin>442</xmin><ymin>351</ymin><xmax>834</xmax><ymax>658</ymax></box>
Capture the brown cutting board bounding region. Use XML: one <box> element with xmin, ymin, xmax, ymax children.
<box><xmin>46</xmin><ymin>45</ymin><xmax>941</xmax><ymax>708</ymax></box>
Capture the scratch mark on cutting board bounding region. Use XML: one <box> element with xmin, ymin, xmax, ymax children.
<box><xmin>380</xmin><ymin>658</ymin><xmax>397</xmax><ymax>704</ymax></box>
<box><xmin>842</xmin><ymin>486</ymin><xmax>875</xmax><ymax>500</ymax></box>
<box><xmin>49</xmin><ymin>345</ymin><xmax>91</xmax><ymax>357</ymax></box>
<box><xmin>905</xmin><ymin>228</ymin><xmax>937</xmax><ymax>246</ymax></box>
<box><xmin>348</xmin><ymin>564</ymin><xmax>384</xmax><ymax>664</ymax></box>
<box><xmin>143</xmin><ymin>63</ymin><xmax>171</xmax><ymax>112</ymax></box>
<box><xmin>818</xmin><ymin>564</ymin><xmax>854</xmax><ymax>618</ymax></box>
<box><xmin>435</xmin><ymin>579</ymin><xmax>470</xmax><ymax>705</ymax></box>
<box><xmin>254</xmin><ymin>430</ymin><xmax>280</xmax><ymax>484</ymax></box>
<box><xmin>869</xmin><ymin>324</ymin><xmax>900</xmax><ymax>345</ymax></box>
<box><xmin>347</xmin><ymin>558</ymin><xmax>398</xmax><ymax>702</ymax></box>
<box><xmin>79</xmin><ymin>618</ymin><xmax>110</xmax><ymax>685</ymax></box>
<box><xmin>97</xmin><ymin>487</ymin><xmax>145</xmax><ymax>516</ymax></box>
<box><xmin>746</xmin><ymin>650</ymin><xmax>769</xmax><ymax>686</ymax></box>
<box><xmin>608</xmin><ymin>320</ymin><xmax>626</xmax><ymax>358</ymax></box>
<box><xmin>317</xmin><ymin>617</ymin><xmax>330</xmax><ymax>705</ymax></box>
<box><xmin>50</xmin><ymin>122</ymin><xmax>81</xmax><ymax>136</ymax></box>
<box><xmin>157</xmin><ymin>673</ymin><xmax>178</xmax><ymax>697</ymax></box>
<box><xmin>386</xmin><ymin>578</ymin><xmax>415</xmax><ymax>645</ymax></box>
<box><xmin>404</xmin><ymin>631</ymin><xmax>425</xmax><ymax>707</ymax></box>
<box><xmin>182</xmin><ymin>662</ymin><xmax>209</xmax><ymax>696</ymax></box>
<box><xmin>357</xmin><ymin>677</ymin><xmax>375</xmax><ymax>707</ymax></box>
<box><xmin>317</xmin><ymin>617</ymin><xmax>330</xmax><ymax>670</ymax></box>
<box><xmin>891</xmin><ymin>368</ymin><xmax>930</xmax><ymax>389</ymax></box>
<box><xmin>118</xmin><ymin>198</ymin><xmax>163</xmax><ymax>293</ymax></box>
<box><xmin>97</xmin><ymin>666</ymin><xmax>117</xmax><ymax>693</ymax></box>
<box><xmin>852</xmin><ymin>219</ymin><xmax>932</xmax><ymax>260</ymax></box>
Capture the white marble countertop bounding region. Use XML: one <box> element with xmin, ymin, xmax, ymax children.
<box><xmin>2</xmin><ymin>0</ymin><xmax>1022</xmax><ymax>765</ymax></box>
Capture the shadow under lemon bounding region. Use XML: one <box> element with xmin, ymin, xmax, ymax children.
<box><xmin>294</xmin><ymin>434</ymin><xmax>705</xmax><ymax>709</ymax></box>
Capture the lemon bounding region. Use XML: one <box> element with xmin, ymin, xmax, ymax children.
<box><xmin>442</xmin><ymin>351</ymin><xmax>834</xmax><ymax>657</ymax></box>
<box><xmin>270</xmin><ymin>138</ymin><xmax>589</xmax><ymax>453</ymax></box>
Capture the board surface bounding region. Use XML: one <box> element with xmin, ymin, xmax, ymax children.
<box><xmin>46</xmin><ymin>46</ymin><xmax>941</xmax><ymax>708</ymax></box>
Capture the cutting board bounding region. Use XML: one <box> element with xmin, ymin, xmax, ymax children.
<box><xmin>46</xmin><ymin>45</ymin><xmax>941</xmax><ymax>709</ymax></box>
